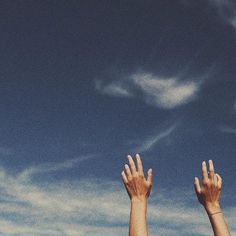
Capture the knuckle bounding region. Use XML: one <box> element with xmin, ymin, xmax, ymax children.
<box><xmin>207</xmin><ymin>181</ymin><xmax>213</xmax><ymax>187</ymax></box>
<box><xmin>133</xmin><ymin>174</ymin><xmax>138</xmax><ymax>179</ymax></box>
<box><xmin>138</xmin><ymin>173</ymin><xmax>144</xmax><ymax>177</ymax></box>
<box><xmin>210</xmin><ymin>179</ymin><xmax>215</xmax><ymax>184</ymax></box>
<box><xmin>127</xmin><ymin>176</ymin><xmax>133</xmax><ymax>181</ymax></box>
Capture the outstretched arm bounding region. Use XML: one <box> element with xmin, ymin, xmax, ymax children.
<box><xmin>194</xmin><ymin>160</ymin><xmax>231</xmax><ymax>236</ymax></box>
<box><xmin>121</xmin><ymin>154</ymin><xmax>152</xmax><ymax>236</ymax></box>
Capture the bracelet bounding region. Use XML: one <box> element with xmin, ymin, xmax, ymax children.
<box><xmin>209</xmin><ymin>211</ymin><xmax>222</xmax><ymax>216</ymax></box>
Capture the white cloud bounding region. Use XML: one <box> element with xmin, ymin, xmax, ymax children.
<box><xmin>134</xmin><ymin>125</ymin><xmax>176</xmax><ymax>153</ymax></box>
<box><xmin>95</xmin><ymin>72</ymin><xmax>200</xmax><ymax>109</ymax></box>
<box><xmin>132</xmin><ymin>73</ymin><xmax>199</xmax><ymax>109</ymax></box>
<box><xmin>95</xmin><ymin>80</ymin><xmax>132</xmax><ymax>97</ymax></box>
<box><xmin>0</xmin><ymin>159</ymin><xmax>234</xmax><ymax>236</ymax></box>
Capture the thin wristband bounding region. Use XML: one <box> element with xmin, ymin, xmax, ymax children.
<box><xmin>209</xmin><ymin>211</ymin><xmax>222</xmax><ymax>216</ymax></box>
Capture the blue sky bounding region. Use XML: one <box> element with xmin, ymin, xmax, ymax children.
<box><xmin>0</xmin><ymin>0</ymin><xmax>235</xmax><ymax>235</ymax></box>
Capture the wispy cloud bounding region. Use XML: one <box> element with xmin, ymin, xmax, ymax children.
<box><xmin>132</xmin><ymin>73</ymin><xmax>199</xmax><ymax>109</ymax></box>
<box><xmin>207</xmin><ymin>0</ymin><xmax>236</xmax><ymax>30</ymax></box>
<box><xmin>95</xmin><ymin>72</ymin><xmax>200</xmax><ymax>109</ymax></box>
<box><xmin>0</xmin><ymin>160</ymin><xmax>235</xmax><ymax>235</ymax></box>
<box><xmin>17</xmin><ymin>155</ymin><xmax>94</xmax><ymax>181</ymax></box>
<box><xmin>95</xmin><ymin>80</ymin><xmax>132</xmax><ymax>97</ymax></box>
<box><xmin>0</xmin><ymin>147</ymin><xmax>14</xmax><ymax>156</ymax></box>
<box><xmin>0</xmin><ymin>161</ymin><xmax>236</xmax><ymax>236</ymax></box>
<box><xmin>134</xmin><ymin>125</ymin><xmax>176</xmax><ymax>153</ymax></box>
<box><xmin>219</xmin><ymin>125</ymin><xmax>236</xmax><ymax>134</ymax></box>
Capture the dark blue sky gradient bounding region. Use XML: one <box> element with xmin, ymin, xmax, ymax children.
<box><xmin>0</xmin><ymin>1</ymin><xmax>235</xmax><ymax>233</ymax></box>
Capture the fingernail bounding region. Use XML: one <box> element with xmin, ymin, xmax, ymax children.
<box><xmin>202</xmin><ymin>161</ymin><xmax>206</xmax><ymax>165</ymax></box>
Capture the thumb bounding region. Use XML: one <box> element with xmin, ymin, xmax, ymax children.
<box><xmin>147</xmin><ymin>168</ymin><xmax>153</xmax><ymax>184</ymax></box>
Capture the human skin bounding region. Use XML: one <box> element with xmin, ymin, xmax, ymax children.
<box><xmin>194</xmin><ymin>160</ymin><xmax>231</xmax><ymax>236</ymax></box>
<box><xmin>121</xmin><ymin>154</ymin><xmax>152</xmax><ymax>236</ymax></box>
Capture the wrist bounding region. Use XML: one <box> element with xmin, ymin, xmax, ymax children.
<box><xmin>131</xmin><ymin>197</ymin><xmax>147</xmax><ymax>215</ymax></box>
<box><xmin>131</xmin><ymin>196</ymin><xmax>148</xmax><ymax>204</ymax></box>
<box><xmin>205</xmin><ymin>203</ymin><xmax>221</xmax><ymax>215</ymax></box>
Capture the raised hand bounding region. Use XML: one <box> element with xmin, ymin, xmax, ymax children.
<box><xmin>194</xmin><ymin>160</ymin><xmax>231</xmax><ymax>236</ymax></box>
<box><xmin>121</xmin><ymin>154</ymin><xmax>152</xmax><ymax>236</ymax></box>
<box><xmin>121</xmin><ymin>154</ymin><xmax>152</xmax><ymax>201</ymax></box>
<box><xmin>194</xmin><ymin>160</ymin><xmax>222</xmax><ymax>215</ymax></box>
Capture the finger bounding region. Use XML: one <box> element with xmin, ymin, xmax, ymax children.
<box><xmin>124</xmin><ymin>164</ymin><xmax>132</xmax><ymax>178</ymax></box>
<box><xmin>214</xmin><ymin>173</ymin><xmax>218</xmax><ymax>186</ymax></box>
<box><xmin>215</xmin><ymin>173</ymin><xmax>222</xmax><ymax>189</ymax></box>
<box><xmin>208</xmin><ymin>160</ymin><xmax>215</xmax><ymax>181</ymax></box>
<box><xmin>147</xmin><ymin>168</ymin><xmax>153</xmax><ymax>184</ymax></box>
<box><xmin>136</xmin><ymin>154</ymin><xmax>144</xmax><ymax>176</ymax></box>
<box><xmin>127</xmin><ymin>155</ymin><xmax>137</xmax><ymax>175</ymax></box>
<box><xmin>194</xmin><ymin>177</ymin><xmax>201</xmax><ymax>195</ymax></box>
<box><xmin>121</xmin><ymin>171</ymin><xmax>128</xmax><ymax>184</ymax></box>
<box><xmin>202</xmin><ymin>161</ymin><xmax>209</xmax><ymax>184</ymax></box>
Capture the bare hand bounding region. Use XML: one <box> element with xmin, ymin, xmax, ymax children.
<box><xmin>194</xmin><ymin>160</ymin><xmax>222</xmax><ymax>214</ymax></box>
<box><xmin>121</xmin><ymin>154</ymin><xmax>152</xmax><ymax>201</ymax></box>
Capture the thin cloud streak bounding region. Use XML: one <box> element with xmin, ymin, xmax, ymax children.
<box><xmin>219</xmin><ymin>125</ymin><xmax>236</xmax><ymax>134</ymax></box>
<box><xmin>17</xmin><ymin>155</ymin><xmax>94</xmax><ymax>180</ymax></box>
<box><xmin>135</xmin><ymin>125</ymin><xmax>176</xmax><ymax>153</ymax></box>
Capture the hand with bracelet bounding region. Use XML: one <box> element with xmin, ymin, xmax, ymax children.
<box><xmin>194</xmin><ymin>160</ymin><xmax>231</xmax><ymax>236</ymax></box>
<box><xmin>121</xmin><ymin>154</ymin><xmax>152</xmax><ymax>236</ymax></box>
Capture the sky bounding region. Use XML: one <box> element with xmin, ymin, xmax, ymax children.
<box><xmin>0</xmin><ymin>0</ymin><xmax>235</xmax><ymax>235</ymax></box>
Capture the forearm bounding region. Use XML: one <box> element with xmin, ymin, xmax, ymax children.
<box><xmin>206</xmin><ymin>206</ymin><xmax>231</xmax><ymax>236</ymax></box>
<box><xmin>129</xmin><ymin>198</ymin><xmax>148</xmax><ymax>236</ymax></box>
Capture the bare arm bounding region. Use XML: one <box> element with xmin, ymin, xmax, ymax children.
<box><xmin>121</xmin><ymin>154</ymin><xmax>152</xmax><ymax>236</ymax></box>
<box><xmin>194</xmin><ymin>160</ymin><xmax>231</xmax><ymax>236</ymax></box>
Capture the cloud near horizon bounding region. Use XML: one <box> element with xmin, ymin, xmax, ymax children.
<box><xmin>95</xmin><ymin>72</ymin><xmax>200</xmax><ymax>109</ymax></box>
<box><xmin>0</xmin><ymin>158</ymin><xmax>235</xmax><ymax>236</ymax></box>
